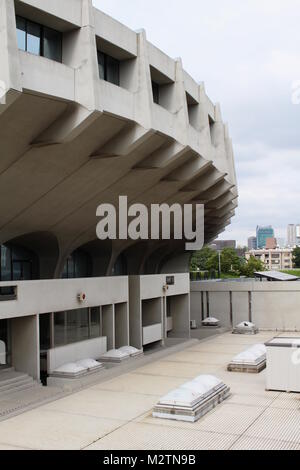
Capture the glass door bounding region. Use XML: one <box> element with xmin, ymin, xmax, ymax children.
<box><xmin>0</xmin><ymin>319</ymin><xmax>11</xmax><ymax>368</ymax></box>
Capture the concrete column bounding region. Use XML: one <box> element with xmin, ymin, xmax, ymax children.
<box><xmin>115</xmin><ymin>302</ymin><xmax>129</xmax><ymax>348</ymax></box>
<box><xmin>102</xmin><ymin>304</ymin><xmax>115</xmax><ymax>350</ymax></box>
<box><xmin>0</xmin><ymin>0</ymin><xmax>22</xmax><ymax>113</ymax></box>
<box><xmin>135</xmin><ymin>30</ymin><xmax>153</xmax><ymax>129</ymax></box>
<box><xmin>11</xmin><ymin>314</ymin><xmax>40</xmax><ymax>380</ymax></box>
<box><xmin>168</xmin><ymin>294</ymin><xmax>190</xmax><ymax>338</ymax></box>
<box><xmin>128</xmin><ymin>276</ymin><xmax>142</xmax><ymax>349</ymax></box>
<box><xmin>173</xmin><ymin>58</ymin><xmax>190</xmax><ymax>144</ymax></box>
<box><xmin>210</xmin><ymin>104</ymin><xmax>229</xmax><ymax>176</ymax></box>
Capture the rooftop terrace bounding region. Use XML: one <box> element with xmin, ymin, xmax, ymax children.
<box><xmin>0</xmin><ymin>331</ymin><xmax>299</xmax><ymax>450</ymax></box>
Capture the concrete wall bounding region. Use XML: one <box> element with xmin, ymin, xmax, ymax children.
<box><xmin>191</xmin><ymin>281</ymin><xmax>300</xmax><ymax>331</ymax></box>
<box><xmin>47</xmin><ymin>336</ymin><xmax>107</xmax><ymax>372</ymax></box>
<box><xmin>0</xmin><ymin>276</ymin><xmax>129</xmax><ymax>320</ymax></box>
<box><xmin>11</xmin><ymin>314</ymin><xmax>40</xmax><ymax>379</ymax></box>
<box><xmin>129</xmin><ymin>273</ymin><xmax>190</xmax><ymax>349</ymax></box>
<box><xmin>101</xmin><ymin>304</ymin><xmax>115</xmax><ymax>350</ymax></box>
<box><xmin>115</xmin><ymin>302</ymin><xmax>129</xmax><ymax>348</ymax></box>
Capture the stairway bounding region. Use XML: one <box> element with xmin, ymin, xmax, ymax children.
<box><xmin>0</xmin><ymin>368</ymin><xmax>41</xmax><ymax>398</ymax></box>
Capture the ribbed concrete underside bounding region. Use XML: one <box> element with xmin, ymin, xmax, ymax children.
<box><xmin>0</xmin><ymin>91</ymin><xmax>237</xmax><ymax>275</ymax></box>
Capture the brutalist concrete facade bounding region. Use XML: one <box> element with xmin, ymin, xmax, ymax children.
<box><xmin>0</xmin><ymin>0</ymin><xmax>238</xmax><ymax>382</ymax></box>
<box><xmin>0</xmin><ymin>0</ymin><xmax>238</xmax><ymax>276</ymax></box>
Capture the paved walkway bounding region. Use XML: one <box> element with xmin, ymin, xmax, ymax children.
<box><xmin>0</xmin><ymin>331</ymin><xmax>299</xmax><ymax>450</ymax></box>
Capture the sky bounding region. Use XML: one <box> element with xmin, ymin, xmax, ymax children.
<box><xmin>93</xmin><ymin>0</ymin><xmax>300</xmax><ymax>246</ymax></box>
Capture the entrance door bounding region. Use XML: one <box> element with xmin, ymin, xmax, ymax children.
<box><xmin>0</xmin><ymin>319</ymin><xmax>11</xmax><ymax>368</ymax></box>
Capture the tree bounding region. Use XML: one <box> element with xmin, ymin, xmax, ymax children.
<box><xmin>240</xmin><ymin>256</ymin><xmax>265</xmax><ymax>278</ymax></box>
<box><xmin>190</xmin><ymin>246</ymin><xmax>215</xmax><ymax>271</ymax></box>
<box><xmin>206</xmin><ymin>248</ymin><xmax>242</xmax><ymax>275</ymax></box>
<box><xmin>293</xmin><ymin>247</ymin><xmax>300</xmax><ymax>268</ymax></box>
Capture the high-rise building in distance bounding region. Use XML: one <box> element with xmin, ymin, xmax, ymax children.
<box><xmin>248</xmin><ymin>236</ymin><xmax>257</xmax><ymax>250</ymax></box>
<box><xmin>256</xmin><ymin>226</ymin><xmax>275</xmax><ymax>249</ymax></box>
<box><xmin>287</xmin><ymin>224</ymin><xmax>300</xmax><ymax>247</ymax></box>
<box><xmin>287</xmin><ymin>224</ymin><xmax>296</xmax><ymax>247</ymax></box>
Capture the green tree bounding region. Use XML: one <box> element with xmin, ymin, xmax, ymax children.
<box><xmin>293</xmin><ymin>247</ymin><xmax>300</xmax><ymax>268</ymax></box>
<box><xmin>240</xmin><ymin>256</ymin><xmax>265</xmax><ymax>278</ymax></box>
<box><xmin>190</xmin><ymin>246</ymin><xmax>215</xmax><ymax>271</ymax></box>
<box><xmin>206</xmin><ymin>248</ymin><xmax>242</xmax><ymax>275</ymax></box>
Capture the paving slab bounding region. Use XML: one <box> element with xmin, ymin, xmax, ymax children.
<box><xmin>86</xmin><ymin>422</ymin><xmax>237</xmax><ymax>451</ymax></box>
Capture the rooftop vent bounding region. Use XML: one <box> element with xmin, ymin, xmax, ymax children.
<box><xmin>202</xmin><ymin>317</ymin><xmax>220</xmax><ymax>327</ymax></box>
<box><xmin>228</xmin><ymin>344</ymin><xmax>267</xmax><ymax>373</ymax></box>
<box><xmin>233</xmin><ymin>321</ymin><xmax>259</xmax><ymax>335</ymax></box>
<box><xmin>153</xmin><ymin>375</ymin><xmax>230</xmax><ymax>423</ymax></box>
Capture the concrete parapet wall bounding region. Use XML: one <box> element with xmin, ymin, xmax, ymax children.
<box><xmin>191</xmin><ymin>281</ymin><xmax>300</xmax><ymax>331</ymax></box>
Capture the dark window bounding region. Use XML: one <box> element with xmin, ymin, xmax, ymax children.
<box><xmin>97</xmin><ymin>51</ymin><xmax>120</xmax><ymax>86</ymax></box>
<box><xmin>98</xmin><ymin>51</ymin><xmax>105</xmax><ymax>80</ymax></box>
<box><xmin>90</xmin><ymin>307</ymin><xmax>101</xmax><ymax>338</ymax></box>
<box><xmin>43</xmin><ymin>27</ymin><xmax>62</xmax><ymax>62</ymax></box>
<box><xmin>0</xmin><ymin>244</ymin><xmax>39</xmax><ymax>282</ymax></box>
<box><xmin>113</xmin><ymin>253</ymin><xmax>127</xmax><ymax>276</ymax></box>
<box><xmin>16</xmin><ymin>16</ymin><xmax>62</xmax><ymax>63</ymax></box>
<box><xmin>62</xmin><ymin>250</ymin><xmax>92</xmax><ymax>279</ymax></box>
<box><xmin>152</xmin><ymin>81</ymin><xmax>160</xmax><ymax>104</ymax></box>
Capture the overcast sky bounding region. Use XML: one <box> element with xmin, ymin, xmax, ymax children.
<box><xmin>93</xmin><ymin>0</ymin><xmax>300</xmax><ymax>246</ymax></box>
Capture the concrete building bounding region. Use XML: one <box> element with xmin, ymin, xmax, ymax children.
<box><xmin>248</xmin><ymin>236</ymin><xmax>257</xmax><ymax>250</ymax></box>
<box><xmin>287</xmin><ymin>224</ymin><xmax>296</xmax><ymax>247</ymax></box>
<box><xmin>287</xmin><ymin>224</ymin><xmax>300</xmax><ymax>247</ymax></box>
<box><xmin>0</xmin><ymin>1</ymin><xmax>237</xmax><ymax>384</ymax></box>
<box><xmin>245</xmin><ymin>248</ymin><xmax>293</xmax><ymax>271</ymax></box>
<box><xmin>209</xmin><ymin>240</ymin><xmax>236</xmax><ymax>250</ymax></box>
<box><xmin>265</xmin><ymin>237</ymin><xmax>277</xmax><ymax>250</ymax></box>
<box><xmin>256</xmin><ymin>226</ymin><xmax>275</xmax><ymax>249</ymax></box>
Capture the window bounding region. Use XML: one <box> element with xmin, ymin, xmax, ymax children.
<box><xmin>53</xmin><ymin>308</ymin><xmax>101</xmax><ymax>347</ymax></box>
<box><xmin>16</xmin><ymin>16</ymin><xmax>62</xmax><ymax>63</ymax></box>
<box><xmin>0</xmin><ymin>244</ymin><xmax>39</xmax><ymax>282</ymax></box>
<box><xmin>16</xmin><ymin>16</ymin><xmax>26</xmax><ymax>51</ymax></box>
<box><xmin>43</xmin><ymin>27</ymin><xmax>63</xmax><ymax>62</ymax></box>
<box><xmin>97</xmin><ymin>51</ymin><xmax>120</xmax><ymax>86</ymax></box>
<box><xmin>90</xmin><ymin>307</ymin><xmax>101</xmax><ymax>338</ymax></box>
<box><xmin>152</xmin><ymin>81</ymin><xmax>160</xmax><ymax>104</ymax></box>
<box><xmin>62</xmin><ymin>250</ymin><xmax>92</xmax><ymax>279</ymax></box>
<box><xmin>113</xmin><ymin>253</ymin><xmax>127</xmax><ymax>276</ymax></box>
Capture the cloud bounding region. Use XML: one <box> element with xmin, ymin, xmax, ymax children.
<box><xmin>93</xmin><ymin>0</ymin><xmax>300</xmax><ymax>245</ymax></box>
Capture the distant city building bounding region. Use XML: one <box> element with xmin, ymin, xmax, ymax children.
<box><xmin>287</xmin><ymin>224</ymin><xmax>300</xmax><ymax>247</ymax></box>
<box><xmin>265</xmin><ymin>238</ymin><xmax>277</xmax><ymax>250</ymax></box>
<box><xmin>256</xmin><ymin>226</ymin><xmax>275</xmax><ymax>249</ymax></box>
<box><xmin>287</xmin><ymin>224</ymin><xmax>296</xmax><ymax>247</ymax></box>
<box><xmin>248</xmin><ymin>236</ymin><xmax>257</xmax><ymax>250</ymax></box>
<box><xmin>210</xmin><ymin>240</ymin><xmax>236</xmax><ymax>251</ymax></box>
<box><xmin>297</xmin><ymin>225</ymin><xmax>300</xmax><ymax>246</ymax></box>
<box><xmin>246</xmin><ymin>248</ymin><xmax>293</xmax><ymax>271</ymax></box>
